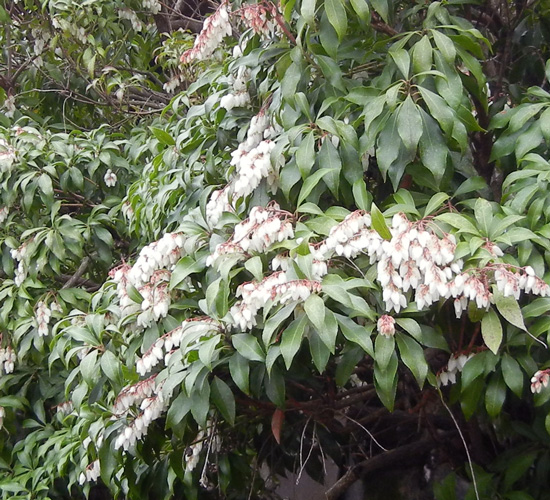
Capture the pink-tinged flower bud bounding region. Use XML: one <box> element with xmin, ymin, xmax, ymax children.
<box><xmin>377</xmin><ymin>315</ymin><xmax>396</xmax><ymax>337</ymax></box>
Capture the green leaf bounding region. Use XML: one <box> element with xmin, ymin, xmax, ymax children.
<box><xmin>190</xmin><ymin>383</ymin><xmax>210</xmax><ymax>426</ymax></box>
<box><xmin>335</xmin><ymin>346</ymin><xmax>364</xmax><ymax>386</ymax></box>
<box><xmin>493</xmin><ymin>291</ymin><xmax>526</xmax><ymax>331</ymax></box>
<box><xmin>324</xmin><ymin>0</ymin><xmax>347</xmax><ymax>41</ymax></box>
<box><xmin>390</xmin><ymin>48</ymin><xmax>411</xmax><ymax>79</ymax></box>
<box><xmin>151</xmin><ymin>127</ymin><xmax>175</xmax><ymax>146</ymax></box>
<box><xmin>417</xmin><ymin>86</ymin><xmax>454</xmax><ymax>136</ymax></box>
<box><xmin>419</xmin><ymin>109</ymin><xmax>448</xmax><ymax>184</ymax></box>
<box><xmin>349</xmin><ymin>0</ymin><xmax>370</xmax><ymax>23</ymax></box>
<box><xmin>211</xmin><ymin>377</ymin><xmax>236</xmax><ymax>426</ymax></box>
<box><xmin>337</xmin><ymin>314</ymin><xmax>374</xmax><ymax>355</ymax></box>
<box><xmin>501</xmin><ymin>353</ymin><xmax>524</xmax><ymax>398</ymax></box>
<box><xmin>301</xmin><ymin>0</ymin><xmax>317</xmax><ymax>25</ymax></box>
<box><xmin>316</xmin><ymin>308</ymin><xmax>338</xmax><ymax>353</ymax></box>
<box><xmin>100</xmin><ymin>351</ymin><xmax>121</xmax><ymax>385</ymax></box>
<box><xmin>265</xmin><ymin>365</ymin><xmax>286</xmax><ymax>407</ymax></box>
<box><xmin>412</xmin><ymin>35</ymin><xmax>433</xmax><ymax>75</ymax></box>
<box><xmin>397</xmin><ymin>96</ymin><xmax>423</xmax><ymax>153</ymax></box>
<box><xmin>436</xmin><ymin>213</ymin><xmax>480</xmax><ymax>235</ymax></box>
<box><xmin>232</xmin><ymin>334</ymin><xmax>265</xmax><ymax>362</ymax></box>
<box><xmin>485</xmin><ymin>373</ymin><xmax>506</xmax><ymax>417</ymax></box>
<box><xmin>244</xmin><ymin>256</ymin><xmax>263</xmax><ymax>281</ymax></box>
<box><xmin>474</xmin><ymin>198</ymin><xmax>493</xmax><ymax>237</ymax></box>
<box><xmin>309</xmin><ymin>330</ymin><xmax>331</xmax><ymax>373</ymax></box>
<box><xmin>540</xmin><ymin>106</ymin><xmax>550</xmax><ymax>143</ymax></box>
<box><xmin>374</xmin><ymin>353</ymin><xmax>398</xmax><ymax>411</ymax></box>
<box><xmin>166</xmin><ymin>391</ymin><xmax>192</xmax><ymax>428</ymax></box>
<box><xmin>280</xmin><ymin>315</ymin><xmax>308</xmax><ymax>369</ymax></box>
<box><xmin>371</xmin><ymin>203</ymin><xmax>392</xmax><ymax>240</ymax></box>
<box><xmin>319</xmin><ymin>139</ymin><xmax>341</xmax><ymax>197</ymax></box>
<box><xmin>369</xmin><ymin>0</ymin><xmax>389</xmax><ymax>22</ymax></box>
<box><xmin>431</xmin><ymin>30</ymin><xmax>456</xmax><ymax>63</ymax></box>
<box><xmin>229</xmin><ymin>352</ymin><xmax>249</xmax><ymax>395</ymax></box>
<box><xmin>170</xmin><ymin>256</ymin><xmax>204</xmax><ymax>290</ymax></box>
<box><xmin>352</xmin><ymin>179</ymin><xmax>372</xmax><ymax>211</ymax></box>
<box><xmin>396</xmin><ymin>333</ymin><xmax>428</xmax><ymax>387</ymax></box>
<box><xmin>198</xmin><ymin>334</ymin><xmax>221</xmax><ymax>369</ymax></box>
<box><xmin>481</xmin><ymin>307</ymin><xmax>503</xmax><ymax>354</ymax></box>
<box><xmin>296</xmin><ymin>132</ymin><xmax>316</xmax><ymax>178</ymax></box>
<box><xmin>126</xmin><ymin>283</ymin><xmax>144</xmax><ymax>304</ymax></box>
<box><xmin>262</xmin><ymin>303</ymin><xmax>297</xmax><ymax>346</ymax></box>
<box><xmin>424</xmin><ymin>192</ymin><xmax>449</xmax><ymax>217</ymax></box>
<box><xmin>297</xmin><ymin>167</ymin><xmax>339</xmax><ymax>206</ymax></box>
<box><xmin>374</xmin><ymin>332</ymin><xmax>395</xmax><ymax>370</ymax></box>
<box><xmin>304</xmin><ymin>294</ymin><xmax>325</xmax><ymax>331</ymax></box>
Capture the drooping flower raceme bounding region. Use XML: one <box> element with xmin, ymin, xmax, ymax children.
<box><xmin>207</xmin><ymin>202</ymin><xmax>294</xmax><ymax>270</ymax></box>
<box><xmin>237</xmin><ymin>1</ymin><xmax>282</xmax><ymax>38</ymax></box>
<box><xmin>110</xmin><ymin>232</ymin><xmax>197</xmax><ymax>328</ymax></box>
<box><xmin>114</xmin><ymin>383</ymin><xmax>169</xmax><ymax>451</ymax></box>
<box><xmin>205</xmin><ymin>109</ymin><xmax>281</xmax><ymax>227</ymax></box>
<box><xmin>136</xmin><ymin>318</ymin><xmax>220</xmax><ymax>376</ymax></box>
<box><xmin>180</xmin><ymin>2</ymin><xmax>232</xmax><ymax>64</ymax></box>
<box><xmin>0</xmin><ymin>346</ymin><xmax>16</xmax><ymax>374</ymax></box>
<box><xmin>78</xmin><ymin>460</ymin><xmax>100</xmax><ymax>485</ymax></box>
<box><xmin>437</xmin><ymin>353</ymin><xmax>474</xmax><ymax>387</ymax></box>
<box><xmin>230</xmin><ymin>271</ymin><xmax>322</xmax><ymax>330</ymax></box>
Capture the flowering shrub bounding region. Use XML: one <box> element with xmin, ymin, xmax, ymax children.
<box><xmin>3</xmin><ymin>1</ymin><xmax>550</xmax><ymax>499</ymax></box>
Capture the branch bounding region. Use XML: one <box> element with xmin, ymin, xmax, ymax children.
<box><xmin>61</xmin><ymin>256</ymin><xmax>91</xmax><ymax>290</ymax></box>
<box><xmin>325</xmin><ymin>434</ymin><xmax>441</xmax><ymax>500</ymax></box>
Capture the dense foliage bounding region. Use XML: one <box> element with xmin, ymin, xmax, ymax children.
<box><xmin>3</xmin><ymin>0</ymin><xmax>550</xmax><ymax>499</ymax></box>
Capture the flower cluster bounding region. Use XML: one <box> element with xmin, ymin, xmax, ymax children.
<box><xmin>232</xmin><ymin>140</ymin><xmax>276</xmax><ymax>198</ymax></box>
<box><xmin>377</xmin><ymin>315</ymin><xmax>395</xmax><ymax>337</ymax></box>
<box><xmin>114</xmin><ymin>386</ymin><xmax>168</xmax><ymax>451</ymax></box>
<box><xmin>51</xmin><ymin>17</ymin><xmax>87</xmax><ymax>44</ymax></box>
<box><xmin>531</xmin><ymin>369</ymin><xmax>550</xmax><ymax>394</ymax></box>
<box><xmin>495</xmin><ymin>265</ymin><xmax>549</xmax><ymax>299</ymax></box>
<box><xmin>220</xmin><ymin>67</ymin><xmax>251</xmax><ymax>111</ymax></box>
<box><xmin>35</xmin><ymin>301</ymin><xmax>52</xmax><ymax>337</ymax></box>
<box><xmin>142</xmin><ymin>0</ymin><xmax>161</xmax><ymax>14</ymax></box>
<box><xmin>230</xmin><ymin>271</ymin><xmax>321</xmax><ymax>330</ymax></box>
<box><xmin>205</xmin><ymin>110</ymin><xmax>280</xmax><ymax>227</ymax></box>
<box><xmin>78</xmin><ymin>460</ymin><xmax>100</xmax><ymax>485</ymax></box>
<box><xmin>180</xmin><ymin>2</ymin><xmax>232</xmax><ymax>64</ymax></box>
<box><xmin>113</xmin><ymin>374</ymin><xmax>157</xmax><ymax>416</ymax></box>
<box><xmin>3</xmin><ymin>95</ymin><xmax>15</xmax><ymax>119</ymax></box>
<box><xmin>136</xmin><ymin>318</ymin><xmax>219</xmax><ymax>376</ymax></box>
<box><xmin>0</xmin><ymin>346</ymin><xmax>16</xmax><ymax>374</ymax></box>
<box><xmin>55</xmin><ymin>400</ymin><xmax>74</xmax><ymax>416</ymax></box>
<box><xmin>0</xmin><ymin>141</ymin><xmax>16</xmax><ymax>173</ymax></box>
<box><xmin>207</xmin><ymin>203</ymin><xmax>294</xmax><ymax>269</ymax></box>
<box><xmin>104</xmin><ymin>169</ymin><xmax>117</xmax><ymax>187</ymax></box>
<box><xmin>0</xmin><ymin>206</ymin><xmax>8</xmax><ymax>224</ymax></box>
<box><xmin>118</xmin><ymin>8</ymin><xmax>142</xmax><ymax>31</ymax></box>
<box><xmin>437</xmin><ymin>353</ymin><xmax>474</xmax><ymax>387</ymax></box>
<box><xmin>238</xmin><ymin>2</ymin><xmax>282</xmax><ymax>38</ymax></box>
<box><xmin>10</xmin><ymin>242</ymin><xmax>29</xmax><ymax>287</ymax></box>
<box><xmin>136</xmin><ymin>278</ymin><xmax>171</xmax><ymax>329</ymax></box>
<box><xmin>111</xmin><ymin>233</ymin><xmax>190</xmax><ymax>326</ymax></box>
<box><xmin>449</xmin><ymin>264</ymin><xmax>550</xmax><ymax>319</ymax></box>
<box><xmin>185</xmin><ymin>429</ymin><xmax>205</xmax><ymax>472</ymax></box>
<box><xmin>271</xmin><ymin>253</ymin><xmax>328</xmax><ymax>281</ymax></box>
<box><xmin>314</xmin><ymin>211</ymin><xmax>463</xmax><ymax>313</ymax></box>
<box><xmin>163</xmin><ymin>73</ymin><xmax>185</xmax><ymax>94</ymax></box>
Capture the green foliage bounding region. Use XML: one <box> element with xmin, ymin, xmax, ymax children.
<box><xmin>3</xmin><ymin>0</ymin><xmax>550</xmax><ymax>499</ymax></box>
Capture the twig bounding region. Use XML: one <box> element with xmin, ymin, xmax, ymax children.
<box><xmin>61</xmin><ymin>257</ymin><xmax>91</xmax><ymax>290</ymax></box>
